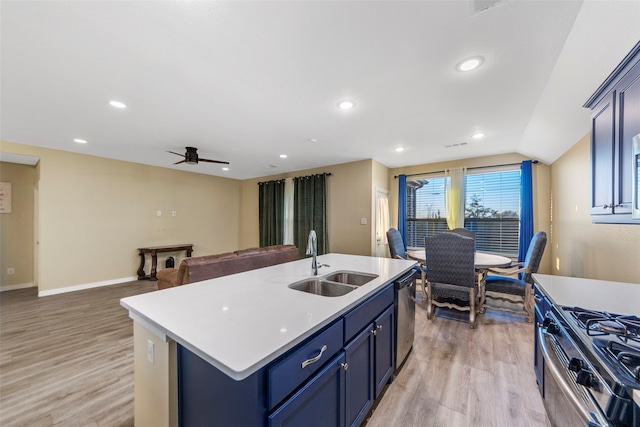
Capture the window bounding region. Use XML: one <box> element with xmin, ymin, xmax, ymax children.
<box><xmin>405</xmin><ymin>168</ymin><xmax>520</xmax><ymax>257</ymax></box>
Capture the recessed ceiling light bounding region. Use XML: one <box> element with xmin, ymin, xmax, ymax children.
<box><xmin>338</xmin><ymin>100</ymin><xmax>355</xmax><ymax>110</ymax></box>
<box><xmin>73</xmin><ymin>138</ymin><xmax>87</xmax><ymax>144</ymax></box>
<box><xmin>280</xmin><ymin>154</ymin><xmax>287</xmax><ymax>158</ymax></box>
<box><xmin>472</xmin><ymin>132</ymin><xmax>485</xmax><ymax>139</ymax></box>
<box><xmin>456</xmin><ymin>56</ymin><xmax>484</xmax><ymax>72</ymax></box>
<box><xmin>109</xmin><ymin>100</ymin><xmax>127</xmax><ymax>109</ymax></box>
<box><xmin>222</xmin><ymin>167</ymin><xmax>229</xmax><ymax>171</ymax></box>
<box><xmin>308</xmin><ymin>138</ymin><xmax>318</xmax><ymax>143</ymax></box>
<box><xmin>395</xmin><ymin>147</ymin><xmax>405</xmax><ymax>152</ymax></box>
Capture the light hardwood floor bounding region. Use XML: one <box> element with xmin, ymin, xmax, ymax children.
<box><xmin>1</xmin><ymin>281</ymin><xmax>550</xmax><ymax>427</ymax></box>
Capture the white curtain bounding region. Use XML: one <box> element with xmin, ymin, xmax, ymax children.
<box><xmin>445</xmin><ymin>167</ymin><xmax>466</xmax><ymax>230</ymax></box>
<box><xmin>376</xmin><ymin>192</ymin><xmax>390</xmax><ymax>245</ymax></box>
<box><xmin>283</xmin><ymin>178</ymin><xmax>294</xmax><ymax>244</ymax></box>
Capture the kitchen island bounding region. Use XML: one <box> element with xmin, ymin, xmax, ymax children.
<box><xmin>121</xmin><ymin>253</ymin><xmax>416</xmax><ymax>427</ymax></box>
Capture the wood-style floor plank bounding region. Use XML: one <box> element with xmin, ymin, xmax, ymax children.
<box><xmin>1</xmin><ymin>282</ymin><xmax>550</xmax><ymax>426</ymax></box>
<box><xmin>366</xmin><ymin>304</ymin><xmax>551</xmax><ymax>427</ymax></box>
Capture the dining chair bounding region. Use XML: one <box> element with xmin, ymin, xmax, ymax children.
<box><xmin>424</xmin><ymin>232</ymin><xmax>477</xmax><ymax>328</ymax></box>
<box><xmin>482</xmin><ymin>231</ymin><xmax>547</xmax><ymax>322</ymax></box>
<box><xmin>446</xmin><ymin>227</ymin><xmax>476</xmax><ymax>245</ymax></box>
<box><xmin>386</xmin><ymin>228</ymin><xmax>427</xmax><ymax>299</ymax></box>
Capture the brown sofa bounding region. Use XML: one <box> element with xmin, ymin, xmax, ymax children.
<box><xmin>156</xmin><ymin>244</ymin><xmax>298</xmax><ymax>290</ymax></box>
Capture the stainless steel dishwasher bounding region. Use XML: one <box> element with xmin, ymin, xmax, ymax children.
<box><xmin>394</xmin><ymin>270</ymin><xmax>417</xmax><ymax>370</ymax></box>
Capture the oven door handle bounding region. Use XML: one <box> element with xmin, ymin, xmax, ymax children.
<box><xmin>537</xmin><ymin>328</ymin><xmax>603</xmax><ymax>426</ymax></box>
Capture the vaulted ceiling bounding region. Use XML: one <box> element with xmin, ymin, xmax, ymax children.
<box><xmin>2</xmin><ymin>1</ymin><xmax>639</xmax><ymax>179</ymax></box>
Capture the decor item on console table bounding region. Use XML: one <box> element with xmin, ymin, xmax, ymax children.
<box><xmin>155</xmin><ymin>244</ymin><xmax>298</xmax><ymax>290</ymax></box>
<box><xmin>532</xmin><ymin>274</ymin><xmax>640</xmax><ymax>427</ymax></box>
<box><xmin>137</xmin><ymin>244</ymin><xmax>193</xmax><ymax>281</ymax></box>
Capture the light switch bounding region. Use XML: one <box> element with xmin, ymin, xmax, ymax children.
<box><xmin>360</xmin><ymin>218</ymin><xmax>367</xmax><ymax>225</ymax></box>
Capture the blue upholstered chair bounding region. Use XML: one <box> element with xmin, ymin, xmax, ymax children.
<box><xmin>386</xmin><ymin>228</ymin><xmax>427</xmax><ymax>299</ymax></box>
<box><xmin>446</xmin><ymin>227</ymin><xmax>476</xmax><ymax>246</ymax></box>
<box><xmin>424</xmin><ymin>232</ymin><xmax>477</xmax><ymax>328</ymax></box>
<box><xmin>483</xmin><ymin>231</ymin><xmax>547</xmax><ymax>322</ymax></box>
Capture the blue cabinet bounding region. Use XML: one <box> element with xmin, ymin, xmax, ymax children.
<box><xmin>177</xmin><ymin>283</ymin><xmax>398</xmax><ymax>427</ymax></box>
<box><xmin>585</xmin><ymin>42</ymin><xmax>640</xmax><ymax>223</ymax></box>
<box><xmin>345</xmin><ymin>325</ymin><xmax>374</xmax><ymax>427</ymax></box>
<box><xmin>373</xmin><ymin>306</ymin><xmax>394</xmax><ymax>399</ymax></box>
<box><xmin>344</xmin><ymin>304</ymin><xmax>395</xmax><ymax>427</ymax></box>
<box><xmin>269</xmin><ymin>352</ymin><xmax>347</xmax><ymax>427</ymax></box>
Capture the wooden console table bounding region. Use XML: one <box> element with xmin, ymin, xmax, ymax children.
<box><xmin>137</xmin><ymin>244</ymin><xmax>193</xmax><ymax>281</ymax></box>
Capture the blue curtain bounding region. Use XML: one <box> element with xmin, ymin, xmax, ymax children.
<box><xmin>518</xmin><ymin>161</ymin><xmax>534</xmax><ymax>263</ymax></box>
<box><xmin>398</xmin><ymin>174</ymin><xmax>407</xmax><ymax>250</ymax></box>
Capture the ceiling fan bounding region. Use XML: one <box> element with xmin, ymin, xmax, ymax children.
<box><xmin>167</xmin><ymin>147</ymin><xmax>229</xmax><ymax>165</ymax></box>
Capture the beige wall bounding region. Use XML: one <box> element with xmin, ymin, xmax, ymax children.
<box><xmin>0</xmin><ymin>161</ymin><xmax>38</xmax><ymax>288</ymax></box>
<box><xmin>1</xmin><ymin>141</ymin><xmax>241</xmax><ymax>293</ymax></box>
<box><xmin>239</xmin><ymin>159</ymin><xmax>377</xmax><ymax>256</ymax></box>
<box><xmin>550</xmin><ymin>134</ymin><xmax>640</xmax><ymax>283</ymax></box>
<box><xmin>388</xmin><ymin>153</ymin><xmax>553</xmax><ymax>274</ymax></box>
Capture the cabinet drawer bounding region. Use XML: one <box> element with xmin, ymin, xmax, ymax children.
<box><xmin>344</xmin><ymin>284</ymin><xmax>394</xmax><ymax>343</ymax></box>
<box><xmin>268</xmin><ymin>319</ymin><xmax>344</xmax><ymax>410</ymax></box>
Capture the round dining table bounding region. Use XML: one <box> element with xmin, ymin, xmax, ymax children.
<box><xmin>406</xmin><ymin>249</ymin><xmax>512</xmax><ymax>312</ymax></box>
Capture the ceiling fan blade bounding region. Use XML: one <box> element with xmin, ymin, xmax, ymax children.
<box><xmin>199</xmin><ymin>158</ymin><xmax>230</xmax><ymax>165</ymax></box>
<box><xmin>167</xmin><ymin>151</ymin><xmax>185</xmax><ymax>157</ymax></box>
<box><xmin>173</xmin><ymin>160</ymin><xmax>186</xmax><ymax>165</ymax></box>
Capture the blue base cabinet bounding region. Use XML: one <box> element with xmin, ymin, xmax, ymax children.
<box><xmin>177</xmin><ymin>283</ymin><xmax>397</xmax><ymax>427</ymax></box>
<box><xmin>269</xmin><ymin>352</ymin><xmax>347</xmax><ymax>427</ymax></box>
<box><xmin>533</xmin><ymin>284</ymin><xmax>550</xmax><ymax>397</ymax></box>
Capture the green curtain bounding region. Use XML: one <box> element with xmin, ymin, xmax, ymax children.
<box><xmin>258</xmin><ymin>180</ymin><xmax>285</xmax><ymax>247</ymax></box>
<box><xmin>294</xmin><ymin>174</ymin><xmax>328</xmax><ymax>258</ymax></box>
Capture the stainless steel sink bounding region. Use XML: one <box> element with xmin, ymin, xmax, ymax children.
<box><xmin>289</xmin><ymin>279</ymin><xmax>357</xmax><ymax>297</ymax></box>
<box><xmin>322</xmin><ymin>271</ymin><xmax>378</xmax><ymax>287</ymax></box>
<box><xmin>288</xmin><ymin>271</ymin><xmax>378</xmax><ymax>297</ymax></box>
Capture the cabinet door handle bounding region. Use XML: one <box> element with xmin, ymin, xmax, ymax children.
<box><xmin>301</xmin><ymin>345</ymin><xmax>327</xmax><ymax>369</ymax></box>
<box><xmin>341</xmin><ymin>362</ymin><xmax>349</xmax><ymax>371</ymax></box>
<box><xmin>377</xmin><ymin>324</ymin><xmax>383</xmax><ymax>331</ymax></box>
<box><xmin>371</xmin><ymin>329</ymin><xmax>377</xmax><ymax>336</ymax></box>
<box><xmin>603</xmin><ymin>204</ymin><xmax>612</xmax><ymax>209</ymax></box>
<box><xmin>534</xmin><ymin>295</ymin><xmax>542</xmax><ymax>304</ymax></box>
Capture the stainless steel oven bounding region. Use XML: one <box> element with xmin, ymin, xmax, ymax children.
<box><xmin>538</xmin><ymin>324</ymin><xmax>609</xmax><ymax>426</ymax></box>
<box><xmin>538</xmin><ymin>307</ymin><xmax>640</xmax><ymax>427</ymax></box>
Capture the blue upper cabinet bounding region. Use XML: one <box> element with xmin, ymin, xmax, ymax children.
<box><xmin>585</xmin><ymin>42</ymin><xmax>640</xmax><ymax>224</ymax></box>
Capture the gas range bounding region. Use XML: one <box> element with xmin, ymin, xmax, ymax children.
<box><xmin>544</xmin><ymin>305</ymin><xmax>640</xmax><ymax>426</ymax></box>
<box><xmin>567</xmin><ymin>308</ymin><xmax>640</xmax><ymax>386</ymax></box>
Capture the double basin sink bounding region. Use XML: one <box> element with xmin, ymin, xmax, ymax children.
<box><xmin>288</xmin><ymin>271</ymin><xmax>378</xmax><ymax>297</ymax></box>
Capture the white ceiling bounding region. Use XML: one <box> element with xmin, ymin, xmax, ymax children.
<box><xmin>1</xmin><ymin>1</ymin><xmax>639</xmax><ymax>180</ymax></box>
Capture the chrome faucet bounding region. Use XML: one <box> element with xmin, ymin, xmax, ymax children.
<box><xmin>306</xmin><ymin>230</ymin><xmax>318</xmax><ymax>275</ymax></box>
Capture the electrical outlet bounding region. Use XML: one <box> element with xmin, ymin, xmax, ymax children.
<box><xmin>172</xmin><ymin>211</ymin><xmax>177</xmax><ymax>217</ymax></box>
<box><xmin>360</xmin><ymin>218</ymin><xmax>367</xmax><ymax>225</ymax></box>
<box><xmin>156</xmin><ymin>211</ymin><xmax>162</xmax><ymax>217</ymax></box>
<box><xmin>147</xmin><ymin>340</ymin><xmax>155</xmax><ymax>364</ymax></box>
<box><xmin>7</xmin><ymin>268</ymin><xmax>15</xmax><ymax>275</ymax></box>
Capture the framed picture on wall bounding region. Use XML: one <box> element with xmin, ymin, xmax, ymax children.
<box><xmin>0</xmin><ymin>182</ymin><xmax>12</xmax><ymax>213</ymax></box>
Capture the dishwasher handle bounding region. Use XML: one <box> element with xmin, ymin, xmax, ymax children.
<box><xmin>396</xmin><ymin>271</ymin><xmax>417</xmax><ymax>290</ymax></box>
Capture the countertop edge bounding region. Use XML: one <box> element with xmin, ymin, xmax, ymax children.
<box><xmin>121</xmin><ymin>254</ymin><xmax>417</xmax><ymax>381</ymax></box>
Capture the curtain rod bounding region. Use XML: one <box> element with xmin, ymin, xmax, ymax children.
<box><xmin>257</xmin><ymin>172</ymin><xmax>332</xmax><ymax>185</ymax></box>
<box><xmin>393</xmin><ymin>160</ymin><xmax>538</xmax><ymax>179</ymax></box>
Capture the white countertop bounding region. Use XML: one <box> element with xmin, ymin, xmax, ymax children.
<box><xmin>533</xmin><ymin>274</ymin><xmax>640</xmax><ymax>316</ymax></box>
<box><xmin>121</xmin><ymin>253</ymin><xmax>416</xmax><ymax>381</ymax></box>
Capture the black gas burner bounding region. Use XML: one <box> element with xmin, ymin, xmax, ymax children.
<box><xmin>568</xmin><ymin>307</ymin><xmax>640</xmax><ymax>344</ymax></box>
<box><xmin>606</xmin><ymin>341</ymin><xmax>640</xmax><ymax>382</ymax></box>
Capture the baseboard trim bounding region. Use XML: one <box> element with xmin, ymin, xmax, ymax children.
<box><xmin>38</xmin><ymin>276</ymin><xmax>139</xmax><ymax>297</ymax></box>
<box><xmin>0</xmin><ymin>282</ymin><xmax>36</xmax><ymax>292</ymax></box>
